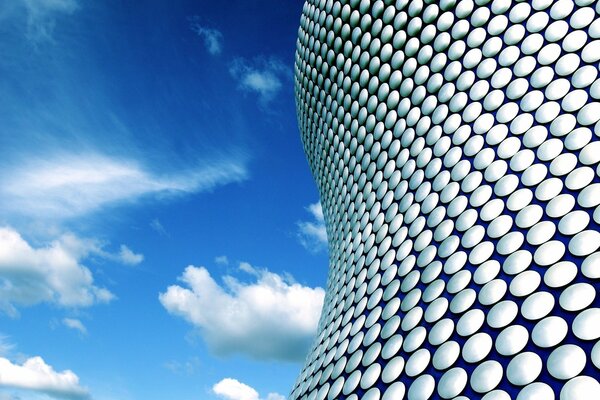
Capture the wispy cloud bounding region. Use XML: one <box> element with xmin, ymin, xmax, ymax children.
<box><xmin>163</xmin><ymin>357</ymin><xmax>200</xmax><ymax>376</ymax></box>
<box><xmin>189</xmin><ymin>17</ymin><xmax>223</xmax><ymax>55</ymax></box>
<box><xmin>213</xmin><ymin>378</ymin><xmax>285</xmax><ymax>400</ymax></box>
<box><xmin>0</xmin><ymin>227</ymin><xmax>114</xmax><ymax>316</ymax></box>
<box><xmin>18</xmin><ymin>0</ymin><xmax>78</xmax><ymax>42</ymax></box>
<box><xmin>229</xmin><ymin>57</ymin><xmax>291</xmax><ymax>105</ymax></box>
<box><xmin>150</xmin><ymin>219</ymin><xmax>168</xmax><ymax>237</ymax></box>
<box><xmin>0</xmin><ymin>153</ymin><xmax>248</xmax><ymax>220</ymax></box>
<box><xmin>0</xmin><ymin>337</ymin><xmax>15</xmax><ymax>357</ymax></box>
<box><xmin>297</xmin><ymin>202</ymin><xmax>327</xmax><ymax>253</ymax></box>
<box><xmin>214</xmin><ymin>255</ymin><xmax>229</xmax><ymax>266</ymax></box>
<box><xmin>159</xmin><ymin>262</ymin><xmax>324</xmax><ymax>362</ymax></box>
<box><xmin>117</xmin><ymin>245</ymin><xmax>143</xmax><ymax>266</ymax></box>
<box><xmin>62</xmin><ymin>318</ymin><xmax>87</xmax><ymax>335</ymax></box>
<box><xmin>0</xmin><ymin>355</ymin><xmax>89</xmax><ymax>399</ymax></box>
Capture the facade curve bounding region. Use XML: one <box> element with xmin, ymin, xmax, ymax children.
<box><xmin>292</xmin><ymin>0</ymin><xmax>600</xmax><ymax>399</ymax></box>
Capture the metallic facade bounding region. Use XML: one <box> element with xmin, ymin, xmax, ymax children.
<box><xmin>292</xmin><ymin>0</ymin><xmax>600</xmax><ymax>399</ymax></box>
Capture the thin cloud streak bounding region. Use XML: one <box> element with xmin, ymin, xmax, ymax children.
<box><xmin>0</xmin><ymin>153</ymin><xmax>248</xmax><ymax>220</ymax></box>
<box><xmin>20</xmin><ymin>0</ymin><xmax>78</xmax><ymax>42</ymax></box>
<box><xmin>62</xmin><ymin>318</ymin><xmax>87</xmax><ymax>335</ymax></box>
<box><xmin>189</xmin><ymin>17</ymin><xmax>223</xmax><ymax>55</ymax></box>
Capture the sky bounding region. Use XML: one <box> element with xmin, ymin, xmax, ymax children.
<box><xmin>0</xmin><ymin>1</ymin><xmax>329</xmax><ymax>399</ymax></box>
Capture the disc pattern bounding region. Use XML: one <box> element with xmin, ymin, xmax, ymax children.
<box><xmin>292</xmin><ymin>0</ymin><xmax>600</xmax><ymax>399</ymax></box>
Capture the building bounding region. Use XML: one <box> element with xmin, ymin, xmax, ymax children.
<box><xmin>291</xmin><ymin>0</ymin><xmax>600</xmax><ymax>399</ymax></box>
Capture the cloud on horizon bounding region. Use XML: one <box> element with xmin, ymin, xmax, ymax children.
<box><xmin>0</xmin><ymin>153</ymin><xmax>248</xmax><ymax>221</ymax></box>
<box><xmin>297</xmin><ymin>202</ymin><xmax>327</xmax><ymax>253</ymax></box>
<box><xmin>212</xmin><ymin>378</ymin><xmax>285</xmax><ymax>400</ymax></box>
<box><xmin>159</xmin><ymin>263</ymin><xmax>324</xmax><ymax>362</ymax></box>
<box><xmin>0</xmin><ymin>355</ymin><xmax>89</xmax><ymax>400</ymax></box>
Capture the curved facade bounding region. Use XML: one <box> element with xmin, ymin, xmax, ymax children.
<box><xmin>292</xmin><ymin>0</ymin><xmax>600</xmax><ymax>399</ymax></box>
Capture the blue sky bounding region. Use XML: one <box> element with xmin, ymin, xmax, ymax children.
<box><xmin>0</xmin><ymin>1</ymin><xmax>328</xmax><ymax>399</ymax></box>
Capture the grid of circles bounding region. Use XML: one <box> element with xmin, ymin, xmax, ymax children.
<box><xmin>291</xmin><ymin>0</ymin><xmax>600</xmax><ymax>399</ymax></box>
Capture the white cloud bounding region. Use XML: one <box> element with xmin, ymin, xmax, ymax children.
<box><xmin>214</xmin><ymin>256</ymin><xmax>229</xmax><ymax>266</ymax></box>
<box><xmin>212</xmin><ymin>378</ymin><xmax>285</xmax><ymax>400</ymax></box>
<box><xmin>229</xmin><ymin>58</ymin><xmax>291</xmax><ymax>104</ymax></box>
<box><xmin>117</xmin><ymin>245</ymin><xmax>143</xmax><ymax>266</ymax></box>
<box><xmin>0</xmin><ymin>356</ymin><xmax>89</xmax><ymax>399</ymax></box>
<box><xmin>307</xmin><ymin>202</ymin><xmax>324</xmax><ymax>222</ymax></box>
<box><xmin>150</xmin><ymin>219</ymin><xmax>168</xmax><ymax>237</ymax></box>
<box><xmin>213</xmin><ymin>379</ymin><xmax>258</xmax><ymax>400</ymax></box>
<box><xmin>21</xmin><ymin>0</ymin><xmax>78</xmax><ymax>42</ymax></box>
<box><xmin>0</xmin><ymin>153</ymin><xmax>247</xmax><ymax>220</ymax></box>
<box><xmin>189</xmin><ymin>18</ymin><xmax>223</xmax><ymax>55</ymax></box>
<box><xmin>0</xmin><ymin>226</ymin><xmax>114</xmax><ymax>316</ymax></box>
<box><xmin>62</xmin><ymin>318</ymin><xmax>86</xmax><ymax>335</ymax></box>
<box><xmin>163</xmin><ymin>357</ymin><xmax>200</xmax><ymax>376</ymax></box>
<box><xmin>0</xmin><ymin>336</ymin><xmax>15</xmax><ymax>357</ymax></box>
<box><xmin>159</xmin><ymin>263</ymin><xmax>324</xmax><ymax>362</ymax></box>
<box><xmin>297</xmin><ymin>202</ymin><xmax>327</xmax><ymax>252</ymax></box>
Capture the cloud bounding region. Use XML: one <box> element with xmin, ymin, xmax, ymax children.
<box><xmin>150</xmin><ymin>219</ymin><xmax>168</xmax><ymax>237</ymax></box>
<box><xmin>229</xmin><ymin>57</ymin><xmax>291</xmax><ymax>104</ymax></box>
<box><xmin>117</xmin><ymin>245</ymin><xmax>143</xmax><ymax>266</ymax></box>
<box><xmin>62</xmin><ymin>318</ymin><xmax>86</xmax><ymax>335</ymax></box>
<box><xmin>189</xmin><ymin>17</ymin><xmax>223</xmax><ymax>55</ymax></box>
<box><xmin>159</xmin><ymin>263</ymin><xmax>324</xmax><ymax>362</ymax></box>
<box><xmin>214</xmin><ymin>256</ymin><xmax>229</xmax><ymax>266</ymax></box>
<box><xmin>212</xmin><ymin>378</ymin><xmax>284</xmax><ymax>400</ymax></box>
<box><xmin>213</xmin><ymin>379</ymin><xmax>258</xmax><ymax>400</ymax></box>
<box><xmin>307</xmin><ymin>202</ymin><xmax>324</xmax><ymax>222</ymax></box>
<box><xmin>297</xmin><ymin>202</ymin><xmax>327</xmax><ymax>253</ymax></box>
<box><xmin>19</xmin><ymin>0</ymin><xmax>78</xmax><ymax>42</ymax></box>
<box><xmin>0</xmin><ymin>356</ymin><xmax>88</xmax><ymax>399</ymax></box>
<box><xmin>0</xmin><ymin>337</ymin><xmax>15</xmax><ymax>357</ymax></box>
<box><xmin>0</xmin><ymin>226</ymin><xmax>114</xmax><ymax>316</ymax></box>
<box><xmin>0</xmin><ymin>153</ymin><xmax>248</xmax><ymax>220</ymax></box>
<box><xmin>163</xmin><ymin>357</ymin><xmax>200</xmax><ymax>376</ymax></box>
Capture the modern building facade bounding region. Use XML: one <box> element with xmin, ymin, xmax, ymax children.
<box><xmin>291</xmin><ymin>0</ymin><xmax>600</xmax><ymax>399</ymax></box>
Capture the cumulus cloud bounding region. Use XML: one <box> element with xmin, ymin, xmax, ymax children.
<box><xmin>62</xmin><ymin>318</ymin><xmax>86</xmax><ymax>335</ymax></box>
<box><xmin>212</xmin><ymin>378</ymin><xmax>284</xmax><ymax>400</ymax></box>
<box><xmin>159</xmin><ymin>263</ymin><xmax>324</xmax><ymax>362</ymax></box>
<box><xmin>229</xmin><ymin>57</ymin><xmax>291</xmax><ymax>104</ymax></box>
<box><xmin>0</xmin><ymin>153</ymin><xmax>248</xmax><ymax>220</ymax></box>
<box><xmin>189</xmin><ymin>17</ymin><xmax>223</xmax><ymax>55</ymax></box>
<box><xmin>0</xmin><ymin>227</ymin><xmax>114</xmax><ymax>316</ymax></box>
<box><xmin>0</xmin><ymin>356</ymin><xmax>89</xmax><ymax>399</ymax></box>
<box><xmin>297</xmin><ymin>202</ymin><xmax>327</xmax><ymax>252</ymax></box>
